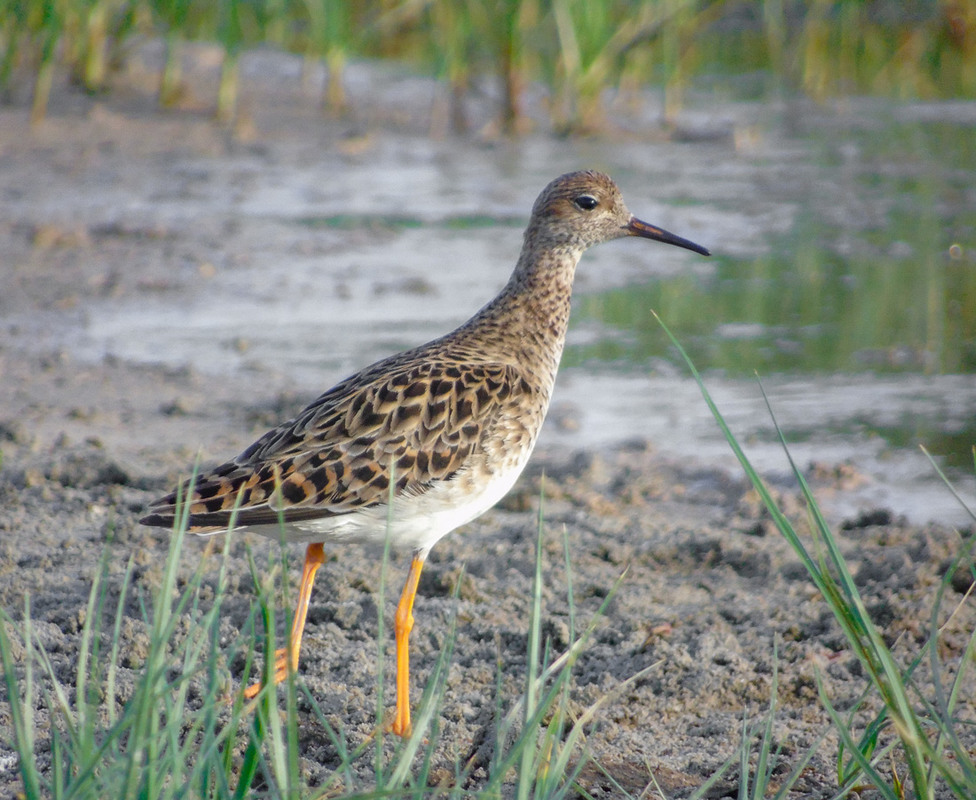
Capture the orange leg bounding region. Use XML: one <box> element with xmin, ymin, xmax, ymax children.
<box><xmin>244</xmin><ymin>542</ymin><xmax>325</xmax><ymax>700</ymax></box>
<box><xmin>391</xmin><ymin>555</ymin><xmax>425</xmax><ymax>737</ymax></box>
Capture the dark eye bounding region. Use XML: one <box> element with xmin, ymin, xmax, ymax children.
<box><xmin>573</xmin><ymin>194</ymin><xmax>599</xmax><ymax>211</ymax></box>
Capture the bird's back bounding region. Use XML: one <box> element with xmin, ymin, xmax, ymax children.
<box><xmin>140</xmin><ymin>335</ymin><xmax>550</xmax><ymax>550</ymax></box>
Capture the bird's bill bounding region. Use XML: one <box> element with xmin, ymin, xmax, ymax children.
<box><xmin>626</xmin><ymin>217</ymin><xmax>710</xmax><ymax>256</ymax></box>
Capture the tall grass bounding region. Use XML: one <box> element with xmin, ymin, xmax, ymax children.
<box><xmin>0</xmin><ymin>482</ymin><xmax>645</xmax><ymax>797</ymax></box>
<box><xmin>299</xmin><ymin>0</ymin><xmax>350</xmax><ymax>112</ymax></box>
<box><xmin>657</xmin><ymin>311</ymin><xmax>976</xmax><ymax>800</ymax></box>
<box><xmin>2</xmin><ymin>1</ymin><xmax>973</xmax><ymax>127</ymax></box>
<box><xmin>154</xmin><ymin>0</ymin><xmax>191</xmax><ymax>106</ymax></box>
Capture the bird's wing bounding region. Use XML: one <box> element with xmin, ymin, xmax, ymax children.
<box><xmin>140</xmin><ymin>359</ymin><xmax>532</xmax><ymax>532</ymax></box>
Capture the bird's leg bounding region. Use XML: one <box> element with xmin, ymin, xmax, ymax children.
<box><xmin>391</xmin><ymin>555</ymin><xmax>425</xmax><ymax>737</ymax></box>
<box><xmin>244</xmin><ymin>542</ymin><xmax>325</xmax><ymax>699</ymax></box>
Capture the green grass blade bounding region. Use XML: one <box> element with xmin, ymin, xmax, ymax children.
<box><xmin>654</xmin><ymin>313</ymin><xmax>954</xmax><ymax>799</ymax></box>
<box><xmin>750</xmin><ymin>380</ymin><xmax>933</xmax><ymax>791</ymax></box>
<box><xmin>515</xmin><ymin>480</ymin><xmax>547</xmax><ymax>799</ymax></box>
<box><xmin>815</xmin><ymin>672</ymin><xmax>901</xmax><ymax>800</ymax></box>
<box><xmin>105</xmin><ymin>555</ymin><xmax>135</xmax><ymax>729</ymax></box>
<box><xmin>0</xmin><ymin>602</ymin><xmax>43</xmax><ymax>797</ymax></box>
<box><xmin>920</xmin><ymin>445</ymin><xmax>976</xmax><ymax>524</ymax></box>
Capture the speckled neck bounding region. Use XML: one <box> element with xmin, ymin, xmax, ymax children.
<box><xmin>452</xmin><ymin>237</ymin><xmax>584</xmax><ymax>393</ymax></box>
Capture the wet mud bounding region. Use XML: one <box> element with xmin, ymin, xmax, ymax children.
<box><xmin>1</xmin><ymin>45</ymin><xmax>974</xmax><ymax>797</ymax></box>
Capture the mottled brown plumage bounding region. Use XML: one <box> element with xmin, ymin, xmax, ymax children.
<box><xmin>141</xmin><ymin>170</ymin><xmax>709</xmax><ymax>736</ymax></box>
<box><xmin>142</xmin><ymin>360</ymin><xmax>530</xmax><ymax>533</ymax></box>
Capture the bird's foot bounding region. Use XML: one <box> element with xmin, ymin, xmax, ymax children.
<box><xmin>243</xmin><ymin>647</ymin><xmax>291</xmax><ymax>700</ymax></box>
<box><xmin>385</xmin><ymin>705</ymin><xmax>412</xmax><ymax>738</ymax></box>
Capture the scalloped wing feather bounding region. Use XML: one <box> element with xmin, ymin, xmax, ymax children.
<box><xmin>140</xmin><ymin>359</ymin><xmax>529</xmax><ymax>533</ymax></box>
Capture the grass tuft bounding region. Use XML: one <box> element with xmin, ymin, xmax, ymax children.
<box><xmin>3</xmin><ymin>2</ymin><xmax>973</xmax><ymax>128</ymax></box>
<box><xmin>1</xmin><ymin>473</ymin><xmax>650</xmax><ymax>797</ymax></box>
<box><xmin>656</xmin><ymin>310</ymin><xmax>976</xmax><ymax>800</ymax></box>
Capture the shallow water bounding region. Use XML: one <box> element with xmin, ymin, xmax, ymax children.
<box><xmin>24</xmin><ymin>61</ymin><xmax>976</xmax><ymax>526</ymax></box>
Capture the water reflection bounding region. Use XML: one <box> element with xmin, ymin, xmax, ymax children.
<box><xmin>45</xmin><ymin>88</ymin><xmax>975</xmax><ymax>524</ymax></box>
<box><xmin>569</xmin><ymin>243</ymin><xmax>975</xmax><ymax>375</ymax></box>
<box><xmin>561</xmin><ymin>100</ymin><xmax>975</xmax><ymax>489</ymax></box>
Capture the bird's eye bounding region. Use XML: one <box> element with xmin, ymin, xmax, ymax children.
<box><xmin>573</xmin><ymin>194</ymin><xmax>599</xmax><ymax>211</ymax></box>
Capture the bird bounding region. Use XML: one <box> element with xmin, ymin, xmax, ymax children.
<box><xmin>140</xmin><ymin>170</ymin><xmax>710</xmax><ymax>737</ymax></box>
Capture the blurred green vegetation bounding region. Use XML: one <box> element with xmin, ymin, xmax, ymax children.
<box><xmin>570</xmin><ymin>243</ymin><xmax>976</xmax><ymax>374</ymax></box>
<box><xmin>1</xmin><ymin>0</ymin><xmax>975</xmax><ymax>127</ymax></box>
<box><xmin>567</xmin><ymin>104</ymin><xmax>976</xmax><ymax>380</ymax></box>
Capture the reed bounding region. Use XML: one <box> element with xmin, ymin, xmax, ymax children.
<box><xmin>299</xmin><ymin>0</ymin><xmax>351</xmax><ymax>112</ymax></box>
<box><xmin>3</xmin><ymin>1</ymin><xmax>973</xmax><ymax>130</ymax></box>
<box><xmin>658</xmin><ymin>312</ymin><xmax>976</xmax><ymax>800</ymax></box>
<box><xmin>154</xmin><ymin>0</ymin><xmax>191</xmax><ymax>106</ymax></box>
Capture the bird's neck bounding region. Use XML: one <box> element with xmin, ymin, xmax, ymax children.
<box><xmin>456</xmin><ymin>240</ymin><xmax>583</xmax><ymax>389</ymax></box>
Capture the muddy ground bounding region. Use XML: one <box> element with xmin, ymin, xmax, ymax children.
<box><xmin>0</xmin><ymin>46</ymin><xmax>974</xmax><ymax>798</ymax></box>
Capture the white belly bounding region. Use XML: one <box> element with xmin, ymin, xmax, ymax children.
<box><xmin>229</xmin><ymin>444</ymin><xmax>536</xmax><ymax>557</ymax></box>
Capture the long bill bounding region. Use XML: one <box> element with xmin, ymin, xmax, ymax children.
<box><xmin>626</xmin><ymin>217</ymin><xmax>710</xmax><ymax>256</ymax></box>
